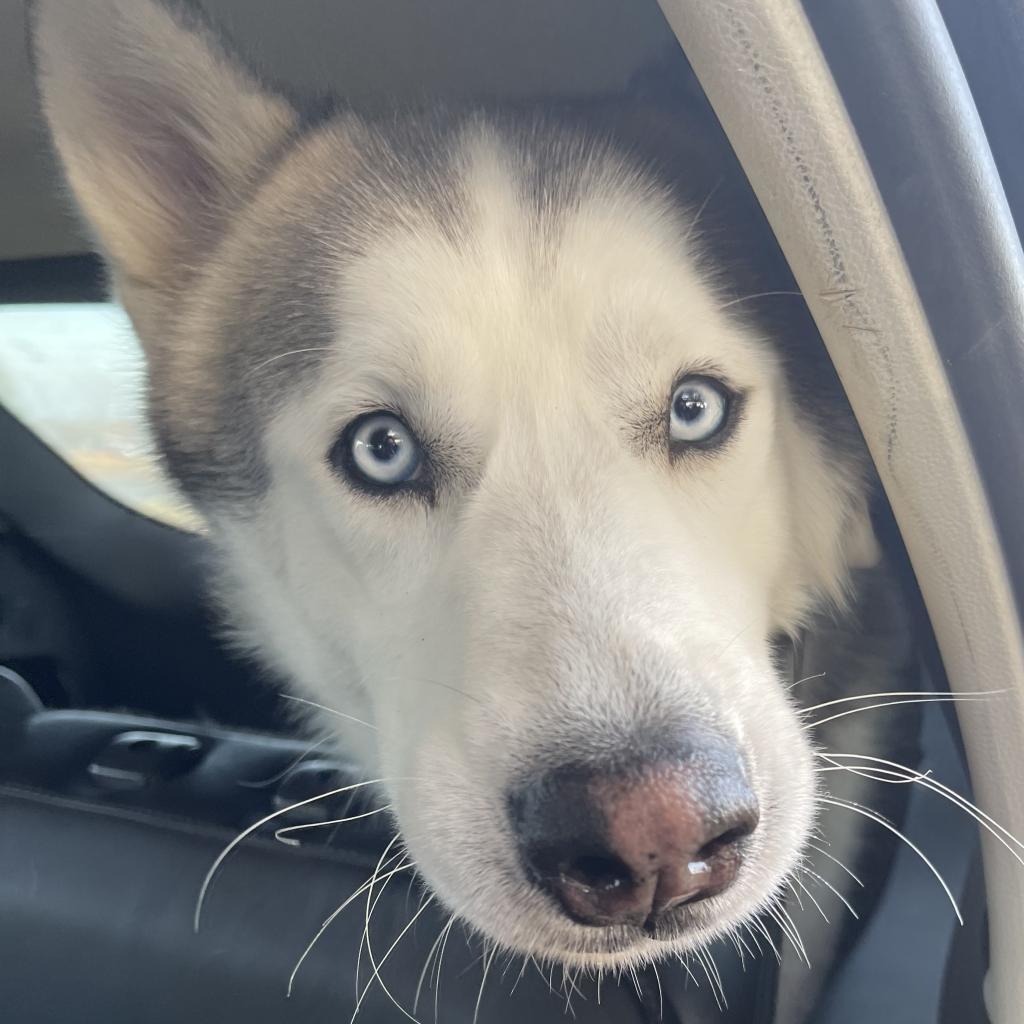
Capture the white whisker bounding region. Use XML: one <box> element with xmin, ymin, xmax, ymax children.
<box><xmin>802</xmin><ymin>688</ymin><xmax>1001</xmax><ymax>715</ymax></box>
<box><xmin>733</xmin><ymin>928</ymin><xmax>757</xmax><ymax>966</ymax></box>
<box><xmin>711</xmin><ymin>619</ymin><xmax>759</xmax><ymax>669</ymax></box>
<box><xmin>413</xmin><ymin>919</ymin><xmax>449</xmax><ymax>1015</ymax></box>
<box><xmin>786</xmin><ymin>671</ymin><xmax>827</xmax><ymax>690</ymax></box>
<box><xmin>819</xmin><ymin>795</ymin><xmax>963</xmax><ymax>925</ymax></box>
<box><xmin>353</xmin><ymin>835</ymin><xmax>404</xmax><ymax>1013</ymax></box>
<box><xmin>786</xmin><ymin>878</ymin><xmax>805</xmax><ymax>911</ymax></box>
<box><xmin>565</xmin><ymin>965</ymin><xmax>585</xmax><ymax>1005</ymax></box>
<box><xmin>353</xmin><ymin>837</ymin><xmax>416</xmax><ymax>1022</ymax></box>
<box><xmin>194</xmin><ymin>778</ymin><xmax>394</xmax><ymax>932</ymax></box>
<box><xmin>651</xmin><ymin>963</ymin><xmax>664</xmax><ymax>1021</ymax></box>
<box><xmin>728</xmin><ymin>931</ymin><xmax>747</xmax><ymax>972</ymax></box>
<box><xmin>705</xmin><ymin>949</ymin><xmax>727</xmax><ymax>1009</ymax></box>
<box><xmin>694</xmin><ymin>947</ymin><xmax>724</xmax><ymax>1010</ymax></box>
<box><xmin>355</xmin><ymin>895</ymin><xmax>435</xmax><ymax>1023</ymax></box>
<box><xmin>560</xmin><ymin>964</ymin><xmax>578</xmax><ymax>1019</ymax></box>
<box><xmin>790</xmin><ymin>872</ymin><xmax>831</xmax><ymax>929</ymax></box>
<box><xmin>508</xmin><ymin>951</ymin><xmax>530</xmax><ymax>998</ymax></box>
<box><xmin>683</xmin><ymin>178</ymin><xmax>721</xmax><ymax>244</ymax></box>
<box><xmin>797</xmin><ymin>865</ymin><xmax>858</xmax><ymax>920</ymax></box>
<box><xmin>274</xmin><ymin>804</ymin><xmax>392</xmax><ymax>845</ymax></box>
<box><xmin>820</xmin><ymin>752</ymin><xmax>1024</xmax><ymax>866</ymax></box>
<box><xmin>280</xmin><ymin>693</ymin><xmax>378</xmax><ymax>731</ymax></box>
<box><xmin>434</xmin><ymin>915</ymin><xmax>457</xmax><ymax>1023</ymax></box>
<box><xmin>676</xmin><ymin>951</ymin><xmax>701</xmax><ymax>988</ymax></box>
<box><xmin>628</xmin><ymin>965</ymin><xmax>643</xmax><ymax>1003</ymax></box>
<box><xmin>237</xmin><ymin>737</ymin><xmax>331</xmax><ymax>788</ymax></box>
<box><xmin>807</xmin><ymin>694</ymin><xmax>990</xmax><ymax>729</ymax></box>
<box><xmin>246</xmin><ymin>346</ymin><xmax>336</xmax><ymax>379</ymax></box>
<box><xmin>499</xmin><ymin>951</ymin><xmax>517</xmax><ymax>985</ymax></box>
<box><xmin>749</xmin><ymin>917</ymin><xmax>781</xmax><ymax>963</ymax></box>
<box><xmin>717</xmin><ymin>290</ymin><xmax>804</xmax><ymax>310</ymax></box>
<box><xmin>471</xmin><ymin>937</ymin><xmax>499</xmax><ymax>1024</ymax></box>
<box><xmin>816</xmin><ymin>764</ymin><xmax>932</xmax><ymax>786</ymax></box>
<box><xmin>770</xmin><ymin>901</ymin><xmax>810</xmax><ymax>967</ymax></box>
<box><xmin>805</xmin><ymin>840</ymin><xmax>864</xmax><ymax>887</ymax></box>
<box><xmin>287</xmin><ymin>855</ymin><xmax>411</xmax><ymax>996</ymax></box>
<box><xmin>531</xmin><ymin>958</ymin><xmax>555</xmax><ymax>996</ymax></box>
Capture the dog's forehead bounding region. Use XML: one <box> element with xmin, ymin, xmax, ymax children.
<box><xmin>318</xmin><ymin>122</ymin><xmax>757</xmax><ymax>403</ymax></box>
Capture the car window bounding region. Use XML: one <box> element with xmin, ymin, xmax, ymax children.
<box><xmin>0</xmin><ymin>301</ymin><xmax>199</xmax><ymax>531</ymax></box>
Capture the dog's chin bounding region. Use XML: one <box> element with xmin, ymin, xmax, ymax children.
<box><xmin>501</xmin><ymin>905</ymin><xmax>736</xmax><ymax>967</ymax></box>
<box><xmin>457</xmin><ymin>903</ymin><xmax>762</xmax><ymax>973</ymax></box>
<box><xmin>415</xmin><ymin>862</ymin><xmax>784</xmax><ymax>972</ymax></box>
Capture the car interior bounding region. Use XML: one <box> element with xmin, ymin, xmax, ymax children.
<box><xmin>2</xmin><ymin>1</ymin><xmax>1023</xmax><ymax>1022</ymax></box>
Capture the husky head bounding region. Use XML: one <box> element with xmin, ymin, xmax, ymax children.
<box><xmin>34</xmin><ymin>0</ymin><xmax>879</xmax><ymax>969</ymax></box>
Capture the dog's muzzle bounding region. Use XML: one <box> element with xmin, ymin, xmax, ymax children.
<box><xmin>507</xmin><ymin>732</ymin><xmax>759</xmax><ymax>932</ymax></box>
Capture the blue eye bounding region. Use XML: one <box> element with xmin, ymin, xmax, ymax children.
<box><xmin>670</xmin><ymin>377</ymin><xmax>730</xmax><ymax>444</ymax></box>
<box><xmin>334</xmin><ymin>412</ymin><xmax>424</xmax><ymax>489</ymax></box>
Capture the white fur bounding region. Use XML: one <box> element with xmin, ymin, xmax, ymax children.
<box><xmin>210</xmin><ymin>128</ymin><xmax>854</xmax><ymax>966</ymax></box>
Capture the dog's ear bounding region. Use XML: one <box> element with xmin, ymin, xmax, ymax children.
<box><xmin>31</xmin><ymin>0</ymin><xmax>297</xmax><ymax>295</ymax></box>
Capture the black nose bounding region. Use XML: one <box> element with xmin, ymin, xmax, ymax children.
<box><xmin>508</xmin><ymin>737</ymin><xmax>759</xmax><ymax>930</ymax></box>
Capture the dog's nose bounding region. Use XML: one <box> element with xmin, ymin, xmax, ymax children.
<box><xmin>508</xmin><ymin>742</ymin><xmax>758</xmax><ymax>930</ymax></box>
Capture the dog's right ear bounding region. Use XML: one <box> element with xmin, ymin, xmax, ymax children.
<box><xmin>30</xmin><ymin>0</ymin><xmax>297</xmax><ymax>296</ymax></box>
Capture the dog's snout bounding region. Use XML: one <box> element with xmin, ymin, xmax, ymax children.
<box><xmin>509</xmin><ymin>741</ymin><xmax>758</xmax><ymax>930</ymax></box>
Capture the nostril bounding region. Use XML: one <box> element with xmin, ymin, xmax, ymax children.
<box><xmin>562</xmin><ymin>853</ymin><xmax>635</xmax><ymax>893</ymax></box>
<box><xmin>696</xmin><ymin>816</ymin><xmax>758</xmax><ymax>861</ymax></box>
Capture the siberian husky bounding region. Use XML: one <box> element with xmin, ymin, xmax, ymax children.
<box><xmin>31</xmin><ymin>0</ymin><xmax>931</xmax><ymax>1015</ymax></box>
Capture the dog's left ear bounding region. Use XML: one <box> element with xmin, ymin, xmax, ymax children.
<box><xmin>30</xmin><ymin>0</ymin><xmax>297</xmax><ymax>299</ymax></box>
